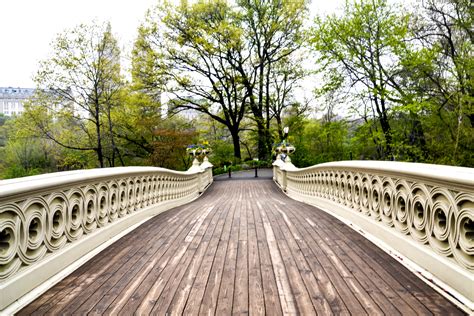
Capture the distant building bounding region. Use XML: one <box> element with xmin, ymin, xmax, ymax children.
<box><xmin>177</xmin><ymin>108</ymin><xmax>200</xmax><ymax>121</ymax></box>
<box><xmin>0</xmin><ymin>87</ymin><xmax>35</xmax><ymax>116</ymax></box>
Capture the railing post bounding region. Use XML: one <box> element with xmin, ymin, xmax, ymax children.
<box><xmin>282</xmin><ymin>169</ymin><xmax>287</xmax><ymax>192</ymax></box>
<box><xmin>188</xmin><ymin>158</ymin><xmax>203</xmax><ymax>193</ymax></box>
<box><xmin>272</xmin><ymin>154</ymin><xmax>284</xmax><ymax>185</ymax></box>
<box><xmin>200</xmin><ymin>156</ymin><xmax>214</xmax><ymax>191</ymax></box>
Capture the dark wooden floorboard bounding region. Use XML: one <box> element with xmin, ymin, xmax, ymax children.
<box><xmin>20</xmin><ymin>177</ymin><xmax>465</xmax><ymax>315</ymax></box>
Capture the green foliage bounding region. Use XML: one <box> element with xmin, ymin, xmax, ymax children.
<box><xmin>310</xmin><ymin>0</ymin><xmax>415</xmax><ymax>158</ymax></box>
<box><xmin>208</xmin><ymin>139</ymin><xmax>235</xmax><ymax>167</ymax></box>
<box><xmin>31</xmin><ymin>21</ymin><xmax>124</xmax><ymax>168</ymax></box>
<box><xmin>308</xmin><ymin>0</ymin><xmax>473</xmax><ymax>167</ymax></box>
<box><xmin>0</xmin><ymin>116</ymin><xmax>62</xmax><ymax>179</ymax></box>
<box><xmin>135</xmin><ymin>0</ymin><xmax>309</xmax><ymax>161</ymax></box>
<box><xmin>2</xmin><ymin>0</ymin><xmax>473</xmax><ymax>180</ymax></box>
<box><xmin>291</xmin><ymin>120</ymin><xmax>350</xmax><ymax>167</ymax></box>
<box><xmin>149</xmin><ymin>117</ymin><xmax>198</xmax><ymax>170</ymax></box>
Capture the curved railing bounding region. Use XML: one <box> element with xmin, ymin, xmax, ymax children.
<box><xmin>0</xmin><ymin>165</ymin><xmax>212</xmax><ymax>311</ymax></box>
<box><xmin>273</xmin><ymin>159</ymin><xmax>474</xmax><ymax>307</ymax></box>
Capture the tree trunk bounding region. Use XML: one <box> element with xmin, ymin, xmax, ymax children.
<box><xmin>264</xmin><ymin>62</ymin><xmax>273</xmax><ymax>160</ymax></box>
<box><xmin>230</xmin><ymin>128</ymin><xmax>241</xmax><ymax>160</ymax></box>
<box><xmin>255</xmin><ymin>117</ymin><xmax>267</xmax><ymax>160</ymax></box>
<box><xmin>379</xmin><ymin>114</ymin><xmax>392</xmax><ymax>159</ymax></box>
<box><xmin>374</xmin><ymin>96</ymin><xmax>393</xmax><ymax>160</ymax></box>
<box><xmin>276</xmin><ymin>115</ymin><xmax>283</xmax><ymax>140</ymax></box>
<box><xmin>409</xmin><ymin>112</ymin><xmax>427</xmax><ymax>159</ymax></box>
<box><xmin>95</xmin><ymin>113</ymin><xmax>105</xmax><ymax>168</ymax></box>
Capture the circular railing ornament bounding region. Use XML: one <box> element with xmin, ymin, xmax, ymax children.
<box><xmin>273</xmin><ymin>161</ymin><xmax>474</xmax><ymax>275</ymax></box>
<box><xmin>0</xmin><ymin>165</ymin><xmax>213</xmax><ymax>286</ymax></box>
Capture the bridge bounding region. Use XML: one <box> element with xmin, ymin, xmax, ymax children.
<box><xmin>0</xmin><ymin>158</ymin><xmax>472</xmax><ymax>314</ymax></box>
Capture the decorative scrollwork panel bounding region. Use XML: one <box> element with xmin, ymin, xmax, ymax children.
<box><xmin>0</xmin><ymin>167</ymin><xmax>212</xmax><ymax>281</ymax></box>
<box><xmin>279</xmin><ymin>162</ymin><xmax>474</xmax><ymax>272</ymax></box>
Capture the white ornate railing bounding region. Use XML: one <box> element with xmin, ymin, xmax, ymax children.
<box><xmin>0</xmin><ymin>165</ymin><xmax>212</xmax><ymax>311</ymax></box>
<box><xmin>274</xmin><ymin>159</ymin><xmax>474</xmax><ymax>308</ymax></box>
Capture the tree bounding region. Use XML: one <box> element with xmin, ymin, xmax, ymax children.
<box><xmin>136</xmin><ymin>0</ymin><xmax>248</xmax><ymax>160</ymax></box>
<box><xmin>264</xmin><ymin>55</ymin><xmax>310</xmax><ymax>141</ymax></box>
<box><xmin>149</xmin><ymin>117</ymin><xmax>198</xmax><ymax>170</ymax></box>
<box><xmin>135</xmin><ymin>0</ymin><xmax>308</xmax><ymax>161</ymax></box>
<box><xmin>27</xmin><ymin>22</ymin><xmax>124</xmax><ymax>168</ymax></box>
<box><xmin>311</xmin><ymin>0</ymin><xmax>414</xmax><ymax>159</ymax></box>
<box><xmin>408</xmin><ymin>0</ymin><xmax>473</xmax><ymax>163</ymax></box>
<box><xmin>235</xmin><ymin>0</ymin><xmax>308</xmax><ymax>160</ymax></box>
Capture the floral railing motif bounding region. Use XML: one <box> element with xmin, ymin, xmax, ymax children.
<box><xmin>0</xmin><ymin>165</ymin><xmax>212</xmax><ymax>311</ymax></box>
<box><xmin>274</xmin><ymin>160</ymin><xmax>474</xmax><ymax>305</ymax></box>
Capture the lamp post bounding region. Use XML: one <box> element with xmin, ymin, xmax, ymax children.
<box><xmin>187</xmin><ymin>143</ymin><xmax>213</xmax><ymax>174</ymax></box>
<box><xmin>200</xmin><ymin>145</ymin><xmax>213</xmax><ymax>170</ymax></box>
<box><xmin>274</xmin><ymin>126</ymin><xmax>296</xmax><ymax>163</ymax></box>
<box><xmin>283</xmin><ymin>126</ymin><xmax>289</xmax><ymax>139</ymax></box>
<box><xmin>253</xmin><ymin>158</ymin><xmax>259</xmax><ymax>178</ymax></box>
<box><xmin>186</xmin><ymin>144</ymin><xmax>203</xmax><ymax>166</ymax></box>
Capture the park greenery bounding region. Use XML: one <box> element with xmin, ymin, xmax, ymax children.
<box><xmin>0</xmin><ymin>0</ymin><xmax>472</xmax><ymax>179</ymax></box>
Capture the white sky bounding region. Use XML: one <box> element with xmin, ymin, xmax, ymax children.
<box><xmin>0</xmin><ymin>0</ymin><xmax>344</xmax><ymax>88</ymax></box>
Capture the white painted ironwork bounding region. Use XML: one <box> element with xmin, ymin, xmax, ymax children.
<box><xmin>273</xmin><ymin>160</ymin><xmax>474</xmax><ymax>307</ymax></box>
<box><xmin>0</xmin><ymin>165</ymin><xmax>212</xmax><ymax>310</ymax></box>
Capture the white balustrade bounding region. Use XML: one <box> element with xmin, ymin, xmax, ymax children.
<box><xmin>0</xmin><ymin>165</ymin><xmax>212</xmax><ymax>311</ymax></box>
<box><xmin>274</xmin><ymin>160</ymin><xmax>474</xmax><ymax>307</ymax></box>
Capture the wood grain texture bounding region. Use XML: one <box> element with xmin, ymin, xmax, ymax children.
<box><xmin>19</xmin><ymin>175</ymin><xmax>465</xmax><ymax>315</ymax></box>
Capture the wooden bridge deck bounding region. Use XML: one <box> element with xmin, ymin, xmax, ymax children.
<box><xmin>20</xmin><ymin>175</ymin><xmax>464</xmax><ymax>315</ymax></box>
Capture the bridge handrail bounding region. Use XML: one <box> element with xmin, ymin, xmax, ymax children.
<box><xmin>273</xmin><ymin>159</ymin><xmax>474</xmax><ymax>307</ymax></box>
<box><xmin>0</xmin><ymin>167</ymin><xmax>198</xmax><ymax>199</ymax></box>
<box><xmin>0</xmin><ymin>165</ymin><xmax>212</xmax><ymax>311</ymax></box>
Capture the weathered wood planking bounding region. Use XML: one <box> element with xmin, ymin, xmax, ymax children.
<box><xmin>19</xmin><ymin>177</ymin><xmax>465</xmax><ymax>315</ymax></box>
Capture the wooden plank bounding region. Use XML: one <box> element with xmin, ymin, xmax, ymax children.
<box><xmin>246</xmin><ymin>198</ymin><xmax>265</xmax><ymax>316</ymax></box>
<box><xmin>166</xmin><ymin>200</ymin><xmax>230</xmax><ymax>315</ymax></box>
<box><xmin>233</xmin><ymin>191</ymin><xmax>249</xmax><ymax>315</ymax></box>
<box><xmin>290</xmin><ymin>204</ymin><xmax>391</xmax><ymax>314</ymax></box>
<box><xmin>301</xmin><ymin>204</ymin><xmax>424</xmax><ymax>315</ymax></box>
<box><xmin>18</xmin><ymin>215</ymin><xmax>164</xmax><ymax>315</ymax></box>
<box><xmin>261</xmin><ymin>201</ymin><xmax>316</xmax><ymax>315</ymax></box>
<box><xmin>321</xmin><ymin>209</ymin><xmax>456</xmax><ymax>315</ymax></box>
<box><xmin>269</xmin><ymin>195</ymin><xmax>367</xmax><ymax>315</ymax></box>
<box><xmin>198</xmin><ymin>199</ymin><xmax>238</xmax><ymax>316</ymax></box>
<box><xmin>103</xmin><ymin>203</ymin><xmax>217</xmax><ymax>314</ymax></box>
<box><xmin>130</xmin><ymin>205</ymin><xmax>219</xmax><ymax>315</ymax></box>
<box><xmin>74</xmin><ymin>204</ymin><xmax>203</xmax><ymax>315</ymax></box>
<box><xmin>161</xmin><ymin>188</ymin><xmax>235</xmax><ymax>315</ymax></box>
<box><xmin>252</xmin><ymin>197</ymin><xmax>283</xmax><ymax>316</ymax></box>
<box><xmin>283</xmin><ymin>190</ymin><xmax>462</xmax><ymax>315</ymax></box>
<box><xmin>269</xmin><ymin>201</ymin><xmax>350</xmax><ymax>315</ymax></box>
<box><xmin>215</xmin><ymin>186</ymin><xmax>241</xmax><ymax>315</ymax></box>
<box><xmin>318</xmin><ymin>224</ymin><xmax>401</xmax><ymax>314</ymax></box>
<box><xmin>40</xmin><ymin>242</ymin><xmax>141</xmax><ymax>315</ymax></box>
<box><xmin>270</xmin><ymin>202</ymin><xmax>334</xmax><ymax>314</ymax></box>
<box><xmin>257</xmin><ymin>201</ymin><xmax>298</xmax><ymax>315</ymax></box>
<box><xmin>150</xmin><ymin>203</ymin><xmax>224</xmax><ymax>314</ymax></box>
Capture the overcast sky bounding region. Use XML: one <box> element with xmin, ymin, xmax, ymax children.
<box><xmin>0</xmin><ymin>0</ymin><xmax>344</xmax><ymax>88</ymax></box>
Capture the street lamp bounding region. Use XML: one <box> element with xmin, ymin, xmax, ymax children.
<box><xmin>187</xmin><ymin>143</ymin><xmax>213</xmax><ymax>172</ymax></box>
<box><xmin>275</xmin><ymin>126</ymin><xmax>296</xmax><ymax>163</ymax></box>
